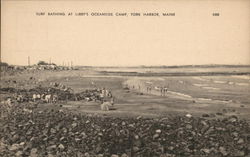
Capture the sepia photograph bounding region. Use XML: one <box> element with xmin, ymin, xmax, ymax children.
<box><xmin>1</xmin><ymin>0</ymin><xmax>250</xmax><ymax>156</ymax></box>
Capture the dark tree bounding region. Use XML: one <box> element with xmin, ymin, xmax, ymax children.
<box><xmin>37</xmin><ymin>61</ymin><xmax>48</xmax><ymax>65</ymax></box>
<box><xmin>0</xmin><ymin>62</ymin><xmax>9</xmax><ymax>66</ymax></box>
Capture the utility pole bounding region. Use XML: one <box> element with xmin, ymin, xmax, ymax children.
<box><xmin>28</xmin><ymin>56</ymin><xmax>30</xmax><ymax>66</ymax></box>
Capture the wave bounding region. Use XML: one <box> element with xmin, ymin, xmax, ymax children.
<box><xmin>235</xmin><ymin>83</ymin><xmax>249</xmax><ymax>86</ymax></box>
<box><xmin>202</xmin><ymin>86</ymin><xmax>220</xmax><ymax>90</ymax></box>
<box><xmin>231</xmin><ymin>75</ymin><xmax>250</xmax><ymax>80</ymax></box>
<box><xmin>192</xmin><ymin>77</ymin><xmax>208</xmax><ymax>81</ymax></box>
<box><xmin>193</xmin><ymin>83</ymin><xmax>208</xmax><ymax>87</ymax></box>
<box><xmin>168</xmin><ymin>91</ymin><xmax>192</xmax><ymax>98</ymax></box>
<box><xmin>214</xmin><ymin>80</ymin><xmax>226</xmax><ymax>84</ymax></box>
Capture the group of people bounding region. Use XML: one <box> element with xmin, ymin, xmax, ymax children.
<box><xmin>146</xmin><ymin>86</ymin><xmax>152</xmax><ymax>93</ymax></box>
<box><xmin>2</xmin><ymin>81</ymin><xmax>73</xmax><ymax>105</ymax></box>
<box><xmin>32</xmin><ymin>93</ymin><xmax>58</xmax><ymax>103</ymax></box>
<box><xmin>14</xmin><ymin>90</ymin><xmax>59</xmax><ymax>104</ymax></box>
<box><xmin>99</xmin><ymin>88</ymin><xmax>113</xmax><ymax>102</ymax></box>
<box><xmin>50</xmin><ymin>82</ymin><xmax>73</xmax><ymax>92</ymax></box>
<box><xmin>124</xmin><ymin>82</ymin><xmax>169</xmax><ymax>96</ymax></box>
<box><xmin>152</xmin><ymin>86</ymin><xmax>168</xmax><ymax>96</ymax></box>
<box><xmin>159</xmin><ymin>86</ymin><xmax>168</xmax><ymax>96</ymax></box>
<box><xmin>90</xmin><ymin>82</ymin><xmax>115</xmax><ymax>111</ymax></box>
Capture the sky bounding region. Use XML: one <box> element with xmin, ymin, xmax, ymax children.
<box><xmin>1</xmin><ymin>0</ymin><xmax>250</xmax><ymax>66</ymax></box>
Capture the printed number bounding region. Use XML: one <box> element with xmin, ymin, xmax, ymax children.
<box><xmin>212</xmin><ymin>13</ymin><xmax>220</xmax><ymax>16</ymax></box>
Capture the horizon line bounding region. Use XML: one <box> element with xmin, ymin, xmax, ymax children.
<box><xmin>2</xmin><ymin>62</ymin><xmax>250</xmax><ymax>68</ymax></box>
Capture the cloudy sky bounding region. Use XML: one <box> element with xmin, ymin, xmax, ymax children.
<box><xmin>1</xmin><ymin>0</ymin><xmax>250</xmax><ymax>66</ymax></box>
